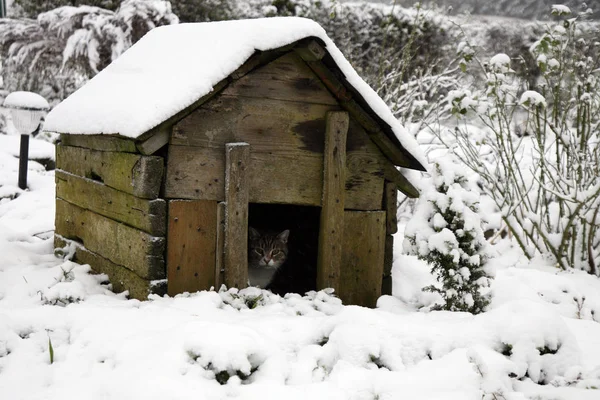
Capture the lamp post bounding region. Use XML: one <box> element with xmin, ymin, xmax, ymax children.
<box><xmin>3</xmin><ymin>91</ymin><xmax>49</xmax><ymax>190</ymax></box>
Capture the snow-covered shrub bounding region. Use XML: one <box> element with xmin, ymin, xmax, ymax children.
<box><xmin>185</xmin><ymin>321</ymin><xmax>267</xmax><ymax>385</ymax></box>
<box><xmin>440</xmin><ymin>6</ymin><xmax>600</xmax><ymax>275</ymax></box>
<box><xmin>0</xmin><ymin>0</ymin><xmax>178</xmax><ymax>104</ymax></box>
<box><xmin>404</xmin><ymin>158</ymin><xmax>493</xmax><ymax>314</ymax></box>
<box><xmin>12</xmin><ymin>0</ymin><xmax>120</xmax><ymax>18</ymax></box>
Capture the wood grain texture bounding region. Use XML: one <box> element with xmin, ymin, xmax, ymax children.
<box><xmin>383</xmin><ymin>163</ymin><xmax>420</xmax><ymax>199</ymax></box>
<box><xmin>136</xmin><ymin>125</ymin><xmax>170</xmax><ymax>155</ymax></box>
<box><xmin>382</xmin><ymin>234</ymin><xmax>394</xmax><ymax>296</ymax></box>
<box><xmin>383</xmin><ymin>234</ymin><xmax>394</xmax><ymax>276</ymax></box>
<box><xmin>55</xmin><ymin>170</ymin><xmax>166</xmax><ymax>235</ymax></box>
<box><xmin>135</xmin><ymin>79</ymin><xmax>229</xmax><ymax>144</ymax></box>
<box><xmin>166</xmin><ymin>145</ymin><xmax>323</xmax><ymax>206</ymax></box>
<box><xmin>166</xmin><ymin>95</ymin><xmax>386</xmax><ymax>210</ymax></box>
<box><xmin>223</xmin><ymin>143</ymin><xmax>250</xmax><ymax>289</ymax></box>
<box><xmin>221</xmin><ymin>52</ymin><xmax>337</xmax><ymax>105</ymax></box>
<box><xmin>55</xmin><ymin>235</ymin><xmax>166</xmax><ymax>300</ymax></box>
<box><xmin>171</xmin><ymin>94</ymin><xmax>339</xmax><ymax>149</ymax></box>
<box><xmin>167</xmin><ymin>200</ymin><xmax>217</xmax><ymax>296</ymax></box>
<box><xmin>339</xmin><ymin>210</ymin><xmax>386</xmax><ymax>307</ymax></box>
<box><xmin>60</xmin><ymin>134</ymin><xmax>138</xmax><ymax>153</ymax></box>
<box><xmin>384</xmin><ymin>181</ymin><xmax>399</xmax><ymax>234</ymax></box>
<box><xmin>215</xmin><ymin>201</ymin><xmax>226</xmax><ymax>289</ymax></box>
<box><xmin>293</xmin><ymin>40</ymin><xmax>326</xmax><ymax>62</ymax></box>
<box><xmin>56</xmin><ymin>144</ymin><xmax>164</xmax><ymax>199</ymax></box>
<box><xmin>55</xmin><ymin>198</ymin><xmax>165</xmax><ymax>280</ymax></box>
<box><xmin>317</xmin><ymin>111</ymin><xmax>348</xmax><ymax>292</ymax></box>
<box><xmin>295</xmin><ymin>47</ymin><xmax>424</xmax><ymax>171</ymax></box>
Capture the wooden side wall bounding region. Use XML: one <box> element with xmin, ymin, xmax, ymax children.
<box><xmin>339</xmin><ymin>210</ymin><xmax>386</xmax><ymax>307</ymax></box>
<box><xmin>54</xmin><ymin>139</ymin><xmax>167</xmax><ymax>300</ymax></box>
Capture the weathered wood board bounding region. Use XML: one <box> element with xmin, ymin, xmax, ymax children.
<box><xmin>223</xmin><ymin>143</ymin><xmax>250</xmax><ymax>289</ymax></box>
<box><xmin>171</xmin><ymin>94</ymin><xmax>340</xmax><ymax>150</ymax></box>
<box><xmin>382</xmin><ymin>234</ymin><xmax>394</xmax><ymax>296</ymax></box>
<box><xmin>56</xmin><ymin>144</ymin><xmax>164</xmax><ymax>199</ymax></box>
<box><xmin>55</xmin><ymin>198</ymin><xmax>165</xmax><ymax>280</ymax></box>
<box><xmin>60</xmin><ymin>134</ymin><xmax>138</xmax><ymax>153</ymax></box>
<box><xmin>384</xmin><ymin>181</ymin><xmax>398</xmax><ymax>234</ymax></box>
<box><xmin>55</xmin><ymin>170</ymin><xmax>166</xmax><ymax>236</ymax></box>
<box><xmin>136</xmin><ymin>125</ymin><xmax>170</xmax><ymax>155</ymax></box>
<box><xmin>317</xmin><ymin>112</ymin><xmax>348</xmax><ymax>292</ymax></box>
<box><xmin>339</xmin><ymin>210</ymin><xmax>386</xmax><ymax>307</ymax></box>
<box><xmin>221</xmin><ymin>52</ymin><xmax>338</xmax><ymax>106</ymax></box>
<box><xmin>167</xmin><ymin>200</ymin><xmax>218</xmax><ymax>296</ymax></box>
<box><xmin>167</xmin><ymin>145</ymin><xmax>323</xmax><ymax>206</ymax></box>
<box><xmin>55</xmin><ymin>235</ymin><xmax>165</xmax><ymax>300</ymax></box>
<box><xmin>167</xmin><ymin>94</ymin><xmax>386</xmax><ymax>210</ymax></box>
<box><xmin>215</xmin><ymin>201</ymin><xmax>226</xmax><ymax>288</ymax></box>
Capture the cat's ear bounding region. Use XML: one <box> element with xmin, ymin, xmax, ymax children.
<box><xmin>277</xmin><ymin>229</ymin><xmax>290</xmax><ymax>243</ymax></box>
<box><xmin>249</xmin><ymin>227</ymin><xmax>260</xmax><ymax>240</ymax></box>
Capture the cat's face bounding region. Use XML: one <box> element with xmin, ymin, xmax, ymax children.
<box><xmin>248</xmin><ymin>228</ymin><xmax>289</xmax><ymax>269</ymax></box>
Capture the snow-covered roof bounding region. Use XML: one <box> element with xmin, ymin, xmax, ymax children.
<box><xmin>44</xmin><ymin>17</ymin><xmax>425</xmax><ymax>167</ymax></box>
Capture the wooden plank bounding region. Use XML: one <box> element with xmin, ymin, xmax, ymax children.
<box><xmin>382</xmin><ymin>235</ymin><xmax>394</xmax><ymax>296</ymax></box>
<box><xmin>166</xmin><ymin>145</ymin><xmax>384</xmax><ymax>210</ymax></box>
<box><xmin>221</xmin><ymin>52</ymin><xmax>338</xmax><ymax>106</ymax></box>
<box><xmin>384</xmin><ymin>181</ymin><xmax>399</xmax><ymax>234</ymax></box>
<box><xmin>223</xmin><ymin>143</ymin><xmax>250</xmax><ymax>289</ymax></box>
<box><xmin>383</xmin><ymin>163</ymin><xmax>419</xmax><ymax>198</ymax></box>
<box><xmin>55</xmin><ymin>199</ymin><xmax>165</xmax><ymax>280</ymax></box>
<box><xmin>340</xmin><ymin>210</ymin><xmax>386</xmax><ymax>307</ymax></box>
<box><xmin>167</xmin><ymin>200</ymin><xmax>217</xmax><ymax>296</ymax></box>
<box><xmin>215</xmin><ymin>201</ymin><xmax>226</xmax><ymax>289</ymax></box>
<box><xmin>55</xmin><ymin>170</ymin><xmax>166</xmax><ymax>236</ymax></box>
<box><xmin>166</xmin><ymin>97</ymin><xmax>386</xmax><ymax>210</ymax></box>
<box><xmin>60</xmin><ymin>134</ymin><xmax>138</xmax><ymax>153</ymax></box>
<box><xmin>136</xmin><ymin>125</ymin><xmax>170</xmax><ymax>155</ymax></box>
<box><xmin>317</xmin><ymin>112</ymin><xmax>348</xmax><ymax>292</ymax></box>
<box><xmin>383</xmin><ymin>235</ymin><xmax>394</xmax><ymax>277</ymax></box>
<box><xmin>56</xmin><ymin>144</ymin><xmax>164</xmax><ymax>199</ymax></box>
<box><xmin>293</xmin><ymin>39</ymin><xmax>327</xmax><ymax>61</ymax></box>
<box><xmin>135</xmin><ymin>79</ymin><xmax>229</xmax><ymax>143</ymax></box>
<box><xmin>294</xmin><ymin>45</ymin><xmax>426</xmax><ymax>171</ymax></box>
<box><xmin>166</xmin><ymin>145</ymin><xmax>322</xmax><ymax>206</ymax></box>
<box><xmin>55</xmin><ymin>235</ymin><xmax>165</xmax><ymax>300</ymax></box>
<box><xmin>171</xmin><ymin>94</ymin><xmax>339</xmax><ymax>149</ymax></box>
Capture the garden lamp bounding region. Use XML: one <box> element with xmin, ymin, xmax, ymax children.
<box><xmin>3</xmin><ymin>91</ymin><xmax>49</xmax><ymax>190</ymax></box>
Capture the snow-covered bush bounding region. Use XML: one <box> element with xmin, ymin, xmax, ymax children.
<box><xmin>12</xmin><ymin>0</ymin><xmax>121</xmax><ymax>18</ymax></box>
<box><xmin>0</xmin><ymin>0</ymin><xmax>178</xmax><ymax>104</ymax></box>
<box><xmin>441</xmin><ymin>6</ymin><xmax>600</xmax><ymax>275</ymax></box>
<box><xmin>404</xmin><ymin>158</ymin><xmax>493</xmax><ymax>314</ymax></box>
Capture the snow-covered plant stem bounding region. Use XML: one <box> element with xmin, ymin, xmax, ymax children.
<box><xmin>442</xmin><ymin>6</ymin><xmax>600</xmax><ymax>274</ymax></box>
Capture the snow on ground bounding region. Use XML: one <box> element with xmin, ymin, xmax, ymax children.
<box><xmin>1</xmin><ymin>140</ymin><xmax>600</xmax><ymax>399</ymax></box>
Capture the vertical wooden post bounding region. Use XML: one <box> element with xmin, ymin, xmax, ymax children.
<box><xmin>317</xmin><ymin>111</ymin><xmax>349</xmax><ymax>292</ymax></box>
<box><xmin>383</xmin><ymin>181</ymin><xmax>398</xmax><ymax>235</ymax></box>
<box><xmin>382</xmin><ymin>181</ymin><xmax>398</xmax><ymax>296</ymax></box>
<box><xmin>215</xmin><ymin>201</ymin><xmax>226</xmax><ymax>289</ymax></box>
<box><xmin>224</xmin><ymin>142</ymin><xmax>250</xmax><ymax>289</ymax></box>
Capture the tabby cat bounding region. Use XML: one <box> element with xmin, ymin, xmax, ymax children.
<box><xmin>248</xmin><ymin>227</ymin><xmax>290</xmax><ymax>288</ymax></box>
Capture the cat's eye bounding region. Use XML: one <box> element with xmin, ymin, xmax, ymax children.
<box><xmin>272</xmin><ymin>250</ymin><xmax>281</xmax><ymax>256</ymax></box>
<box><xmin>254</xmin><ymin>248</ymin><xmax>264</xmax><ymax>255</ymax></box>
